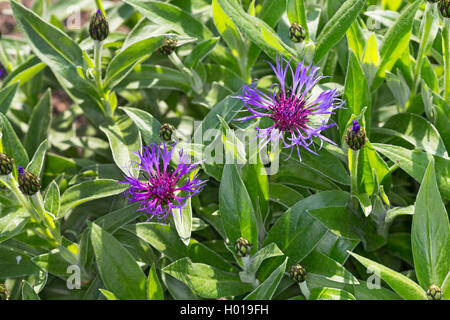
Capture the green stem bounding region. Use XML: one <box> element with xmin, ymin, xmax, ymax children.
<box><xmin>443</xmin><ymin>19</ymin><xmax>450</xmax><ymax>102</ymax></box>
<box><xmin>2</xmin><ymin>175</ymin><xmax>40</xmax><ymax>221</ymax></box>
<box><xmin>349</xmin><ymin>149</ymin><xmax>359</xmax><ymax>195</ymax></box>
<box><xmin>95</xmin><ymin>0</ymin><xmax>106</xmax><ymax>16</ymax></box>
<box><xmin>94</xmin><ymin>40</ymin><xmax>103</xmax><ymax>94</ymax></box>
<box><xmin>413</xmin><ymin>2</ymin><xmax>433</xmax><ymax>94</ymax></box>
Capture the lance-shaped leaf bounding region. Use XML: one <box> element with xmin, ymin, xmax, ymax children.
<box><xmin>412</xmin><ymin>159</ymin><xmax>450</xmax><ymax>289</ymax></box>
<box><xmin>219</xmin><ymin>162</ymin><xmax>258</xmax><ymax>253</ymax></box>
<box><xmin>162</xmin><ymin>257</ymin><xmax>253</xmax><ymax>298</ymax></box>
<box><xmin>314</xmin><ymin>0</ymin><xmax>366</xmax><ymax>63</ymax></box>
<box><xmin>90</xmin><ymin>223</ymin><xmax>147</xmax><ymax>300</ymax></box>
<box><xmin>244</xmin><ymin>258</ymin><xmax>287</xmax><ymax>300</ymax></box>
<box><xmin>349</xmin><ymin>251</ymin><xmax>427</xmax><ymax>300</ymax></box>
<box><xmin>24</xmin><ymin>89</ymin><xmax>52</xmax><ymax>157</ymax></box>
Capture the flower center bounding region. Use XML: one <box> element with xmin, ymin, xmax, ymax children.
<box><xmin>270</xmin><ymin>90</ymin><xmax>310</xmax><ymax>131</ymax></box>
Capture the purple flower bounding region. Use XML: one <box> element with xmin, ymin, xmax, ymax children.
<box><xmin>236</xmin><ymin>55</ymin><xmax>344</xmax><ymax>160</ymax></box>
<box><xmin>120</xmin><ymin>142</ymin><xmax>206</xmax><ymax>222</ymax></box>
<box><xmin>352</xmin><ymin>119</ymin><xmax>361</xmax><ymax>133</ymax></box>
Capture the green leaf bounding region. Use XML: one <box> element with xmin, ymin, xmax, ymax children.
<box><xmin>104</xmin><ymin>36</ymin><xmax>165</xmax><ymax>89</ymax></box>
<box><xmin>162</xmin><ymin>257</ymin><xmax>253</xmax><ymax>298</ymax></box>
<box><xmin>123</xmin><ymin>0</ymin><xmax>213</xmax><ymax>40</ymax></box>
<box><xmin>219</xmin><ymin>162</ymin><xmax>258</xmax><ymax>253</ymax></box>
<box><xmin>373</xmin><ymin>144</ymin><xmax>450</xmax><ymax>199</ymax></box>
<box><xmin>26</xmin><ymin>139</ymin><xmax>48</xmax><ymax>178</ymax></box>
<box><xmin>260</xmin><ymin>191</ymin><xmax>349</xmax><ymax>280</ymax></box>
<box><xmin>314</xmin><ymin>0</ymin><xmax>366</xmax><ymax>63</ymax></box>
<box><xmin>442</xmin><ymin>272</ymin><xmax>450</xmax><ymax>300</ymax></box>
<box><xmin>2</xmin><ymin>57</ymin><xmax>46</xmax><ymax>89</ymax></box>
<box><xmin>10</xmin><ymin>1</ymin><xmax>97</xmax><ymax>97</ymax></box>
<box><xmin>22</xmin><ymin>281</ymin><xmax>40</xmax><ymax>300</ymax></box>
<box><xmin>59</xmin><ymin>179</ymin><xmax>127</xmax><ymax>217</ymax></box>
<box><xmin>244</xmin><ymin>258</ymin><xmax>287</xmax><ymax>300</ymax></box>
<box><xmin>173</xmin><ymin>197</ymin><xmax>192</xmax><ymax>246</ymax></box>
<box><xmin>185</xmin><ymin>38</ymin><xmax>220</xmax><ymax>68</ymax></box>
<box><xmin>99</xmin><ymin>289</ymin><xmax>119</xmax><ymax>300</ymax></box>
<box><xmin>412</xmin><ymin>159</ymin><xmax>450</xmax><ymax>289</ymax></box>
<box><xmin>351</xmin><ymin>281</ymin><xmax>401</xmax><ymax>300</ymax></box>
<box><xmin>123</xmin><ymin>223</ymin><xmax>233</xmax><ymax>271</ymax></box>
<box><xmin>100</xmin><ymin>115</ymin><xmax>142</xmax><ymax>178</ymax></box>
<box><xmin>269</xmin><ymin>183</ymin><xmax>304</xmax><ymax>208</ymax></box>
<box><xmin>0</xmin><ymin>209</ymin><xmax>29</xmax><ymax>244</ymax></box>
<box><xmin>372</xmin><ymin>0</ymin><xmax>421</xmax><ymax>90</ymax></box>
<box><xmin>0</xmin><ymin>246</ymin><xmax>41</xmax><ymax>278</ymax></box>
<box><xmin>44</xmin><ymin>180</ymin><xmax>61</xmax><ymax>218</ymax></box>
<box><xmin>0</xmin><ymin>113</ymin><xmax>29</xmax><ymax>167</ymax></box>
<box><xmin>121</xmin><ymin>107</ymin><xmax>161</xmax><ymax>146</ymax></box>
<box><xmin>215</xmin><ymin>0</ymin><xmax>298</xmax><ymax>61</ymax></box>
<box><xmin>340</xmin><ymin>49</ymin><xmax>371</xmax><ymax>137</ymax></box>
<box><xmin>23</xmin><ymin>89</ymin><xmax>52</xmax><ymax>156</ymax></box>
<box><xmin>349</xmin><ymin>251</ymin><xmax>427</xmax><ymax>300</ymax></box>
<box><xmin>282</xmin><ymin>146</ymin><xmax>350</xmax><ymax>186</ymax></box>
<box><xmin>357</xmin><ymin>140</ymin><xmax>391</xmax><ymax>196</ymax></box>
<box><xmin>147</xmin><ymin>263</ymin><xmax>164</xmax><ymax>300</ymax></box>
<box><xmin>90</xmin><ymin>223</ymin><xmax>147</xmax><ymax>300</ymax></box>
<box><xmin>381</xmin><ymin>113</ymin><xmax>448</xmax><ymax>158</ymax></box>
<box><xmin>212</xmin><ymin>0</ymin><xmax>246</xmax><ymax>61</ymax></box>
<box><xmin>302</xmin><ymin>250</ymin><xmax>359</xmax><ymax>285</ymax></box>
<box><xmin>117</xmin><ymin>64</ymin><xmax>191</xmax><ymax>92</ymax></box>
<box><xmin>248</xmin><ymin>243</ymin><xmax>284</xmax><ymax>275</ymax></box>
<box><xmin>241</xmin><ymin>159</ymin><xmax>270</xmax><ymax>223</ymax></box>
<box><xmin>309</xmin><ymin>287</ymin><xmax>356</xmax><ymax>300</ymax></box>
<box><xmin>0</xmin><ymin>82</ymin><xmax>19</xmax><ymax>114</ymax></box>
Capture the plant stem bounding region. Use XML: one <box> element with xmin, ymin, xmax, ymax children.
<box><xmin>95</xmin><ymin>0</ymin><xmax>106</xmax><ymax>16</ymax></box>
<box><xmin>443</xmin><ymin>19</ymin><xmax>450</xmax><ymax>102</ymax></box>
<box><xmin>94</xmin><ymin>40</ymin><xmax>103</xmax><ymax>94</ymax></box>
<box><xmin>413</xmin><ymin>2</ymin><xmax>433</xmax><ymax>94</ymax></box>
<box><xmin>349</xmin><ymin>149</ymin><xmax>359</xmax><ymax>195</ymax></box>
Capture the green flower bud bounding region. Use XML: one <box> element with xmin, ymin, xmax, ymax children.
<box><xmin>159</xmin><ymin>123</ymin><xmax>175</xmax><ymax>142</ymax></box>
<box><xmin>89</xmin><ymin>10</ymin><xmax>109</xmax><ymax>42</ymax></box>
<box><xmin>18</xmin><ymin>166</ymin><xmax>41</xmax><ymax>196</ymax></box>
<box><xmin>289</xmin><ymin>264</ymin><xmax>307</xmax><ymax>283</ymax></box>
<box><xmin>345</xmin><ymin>120</ymin><xmax>366</xmax><ymax>151</ymax></box>
<box><xmin>0</xmin><ymin>153</ymin><xmax>13</xmax><ymax>175</ymax></box>
<box><xmin>289</xmin><ymin>23</ymin><xmax>306</xmax><ymax>43</ymax></box>
<box><xmin>427</xmin><ymin>285</ymin><xmax>442</xmax><ymax>300</ymax></box>
<box><xmin>0</xmin><ymin>283</ymin><xmax>8</xmax><ymax>300</ymax></box>
<box><xmin>158</xmin><ymin>38</ymin><xmax>178</xmax><ymax>55</ymax></box>
<box><xmin>235</xmin><ymin>237</ymin><xmax>253</xmax><ymax>257</ymax></box>
<box><xmin>440</xmin><ymin>0</ymin><xmax>450</xmax><ymax>18</ymax></box>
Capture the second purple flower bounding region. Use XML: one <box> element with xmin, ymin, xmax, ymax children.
<box><xmin>236</xmin><ymin>55</ymin><xmax>344</xmax><ymax>160</ymax></box>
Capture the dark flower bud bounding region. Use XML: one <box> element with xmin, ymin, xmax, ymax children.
<box><xmin>440</xmin><ymin>0</ymin><xmax>450</xmax><ymax>17</ymax></box>
<box><xmin>89</xmin><ymin>10</ymin><xmax>109</xmax><ymax>42</ymax></box>
<box><xmin>0</xmin><ymin>283</ymin><xmax>8</xmax><ymax>300</ymax></box>
<box><xmin>289</xmin><ymin>264</ymin><xmax>307</xmax><ymax>283</ymax></box>
<box><xmin>18</xmin><ymin>166</ymin><xmax>41</xmax><ymax>196</ymax></box>
<box><xmin>158</xmin><ymin>38</ymin><xmax>178</xmax><ymax>55</ymax></box>
<box><xmin>289</xmin><ymin>23</ymin><xmax>306</xmax><ymax>43</ymax></box>
<box><xmin>345</xmin><ymin>120</ymin><xmax>366</xmax><ymax>151</ymax></box>
<box><xmin>427</xmin><ymin>0</ymin><xmax>439</xmax><ymax>3</ymax></box>
<box><xmin>159</xmin><ymin>123</ymin><xmax>175</xmax><ymax>142</ymax></box>
<box><xmin>0</xmin><ymin>153</ymin><xmax>13</xmax><ymax>175</ymax></box>
<box><xmin>427</xmin><ymin>285</ymin><xmax>442</xmax><ymax>300</ymax></box>
<box><xmin>235</xmin><ymin>237</ymin><xmax>253</xmax><ymax>257</ymax></box>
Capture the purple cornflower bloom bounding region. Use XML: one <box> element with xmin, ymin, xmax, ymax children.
<box><xmin>352</xmin><ymin>119</ymin><xmax>361</xmax><ymax>133</ymax></box>
<box><xmin>236</xmin><ymin>55</ymin><xmax>344</xmax><ymax>160</ymax></box>
<box><xmin>120</xmin><ymin>142</ymin><xmax>206</xmax><ymax>222</ymax></box>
